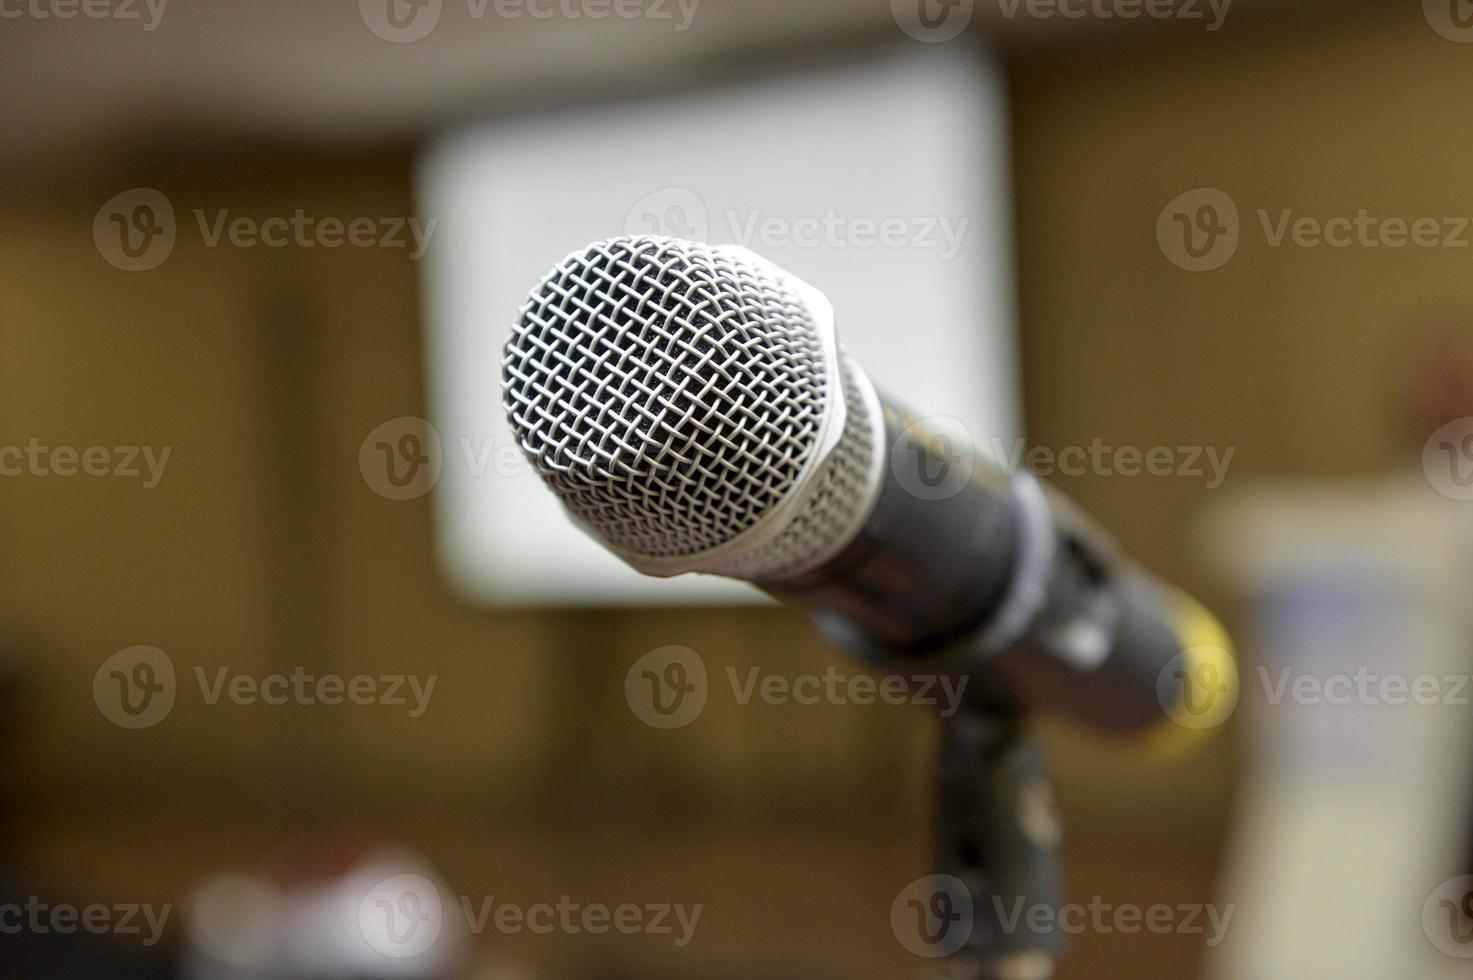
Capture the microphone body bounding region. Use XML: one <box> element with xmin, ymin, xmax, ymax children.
<box><xmin>770</xmin><ymin>394</ymin><xmax>1193</xmax><ymax>731</ymax></box>
<box><xmin>503</xmin><ymin>236</ymin><xmax>1230</xmax><ymax>734</ymax></box>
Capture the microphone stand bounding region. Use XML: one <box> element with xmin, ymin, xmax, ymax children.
<box><xmin>926</xmin><ymin>707</ymin><xmax>1064</xmax><ymax>979</ymax></box>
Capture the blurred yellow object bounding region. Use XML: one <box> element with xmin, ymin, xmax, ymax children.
<box><xmin>1133</xmin><ymin>588</ymin><xmax>1239</xmax><ymax>761</ymax></box>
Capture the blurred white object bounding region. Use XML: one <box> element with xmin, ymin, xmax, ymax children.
<box><xmin>181</xmin><ymin>845</ymin><xmax>468</xmax><ymax>979</ymax></box>
<box><xmin>418</xmin><ymin>45</ymin><xmax>1020</xmax><ymax>605</ymax></box>
<box><xmin>1203</xmin><ymin>475</ymin><xmax>1473</xmax><ymax>979</ymax></box>
<box><xmin>181</xmin><ymin>873</ymin><xmax>283</xmax><ymax>980</ymax></box>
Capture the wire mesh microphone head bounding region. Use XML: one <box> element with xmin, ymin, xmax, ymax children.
<box><xmin>503</xmin><ymin>236</ymin><xmax>883</xmax><ymax>580</ymax></box>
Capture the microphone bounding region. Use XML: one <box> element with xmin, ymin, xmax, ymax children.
<box><xmin>503</xmin><ymin>236</ymin><xmax>1234</xmax><ymax>734</ymax></box>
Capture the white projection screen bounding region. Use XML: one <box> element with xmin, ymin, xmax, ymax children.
<box><xmin>417</xmin><ymin>46</ymin><xmax>1020</xmax><ymax>606</ymax></box>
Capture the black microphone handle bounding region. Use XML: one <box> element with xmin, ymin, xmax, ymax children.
<box><xmin>768</xmin><ymin>395</ymin><xmax>1229</xmax><ymax>733</ymax></box>
<box><xmin>768</xmin><ymin>397</ymin><xmax>1019</xmax><ymax>652</ymax></box>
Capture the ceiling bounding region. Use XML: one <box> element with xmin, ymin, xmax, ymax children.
<box><xmin>1</xmin><ymin>0</ymin><xmax>1275</xmax><ymax>170</ymax></box>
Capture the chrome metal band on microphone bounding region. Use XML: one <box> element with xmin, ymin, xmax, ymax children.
<box><xmin>967</xmin><ymin>470</ymin><xmax>1057</xmax><ymax>658</ymax></box>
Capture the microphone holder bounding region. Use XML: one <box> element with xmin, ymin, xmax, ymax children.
<box><xmin>925</xmin><ymin>707</ymin><xmax>1065</xmax><ymax>979</ymax></box>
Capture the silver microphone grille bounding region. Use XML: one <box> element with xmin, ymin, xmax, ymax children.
<box><xmin>503</xmin><ymin>235</ymin><xmax>882</xmax><ymax>579</ymax></box>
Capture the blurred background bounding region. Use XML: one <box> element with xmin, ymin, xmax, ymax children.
<box><xmin>3</xmin><ymin>0</ymin><xmax>1473</xmax><ymax>977</ymax></box>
